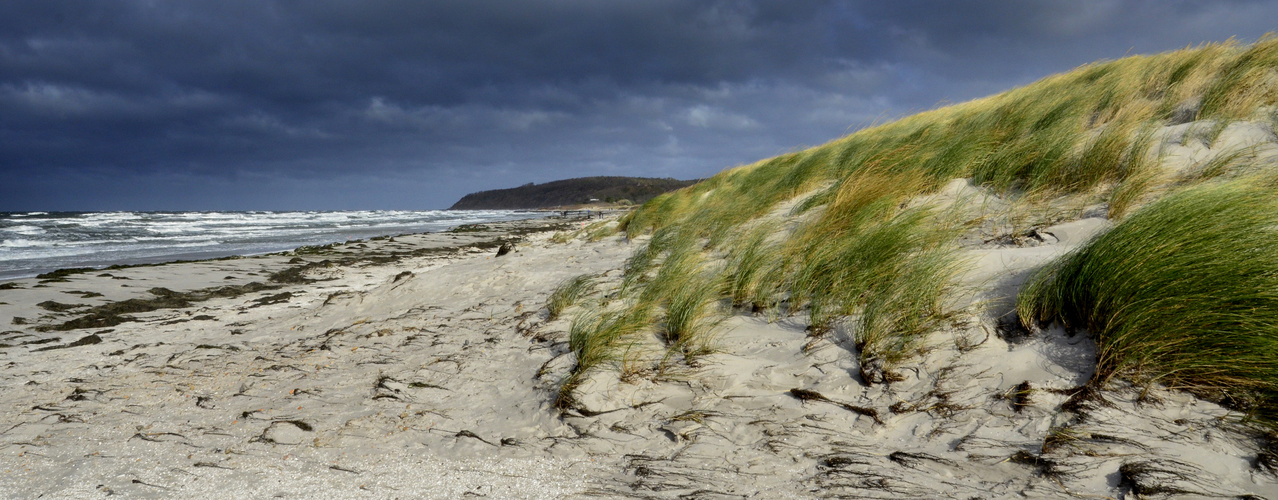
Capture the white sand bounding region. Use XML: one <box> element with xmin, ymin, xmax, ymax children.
<box><xmin>4</xmin><ymin>121</ymin><xmax>1278</xmax><ymax>498</ymax></box>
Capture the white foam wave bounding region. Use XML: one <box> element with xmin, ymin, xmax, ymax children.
<box><xmin>0</xmin><ymin>238</ymin><xmax>54</xmax><ymax>249</ymax></box>
<box><xmin>0</xmin><ymin>210</ymin><xmax>536</xmax><ymax>274</ymax></box>
<box><xmin>2</xmin><ymin>225</ymin><xmax>47</xmax><ymax>235</ymax></box>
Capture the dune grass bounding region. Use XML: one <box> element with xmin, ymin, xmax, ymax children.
<box><xmin>1178</xmin><ymin>145</ymin><xmax>1258</xmax><ymax>183</ymax></box>
<box><xmin>559</xmin><ymin>37</ymin><xmax>1278</xmax><ymax>398</ymax></box>
<box><xmin>853</xmin><ymin>247</ymin><xmax>964</xmax><ymax>377</ymax></box>
<box><xmin>1106</xmin><ymin>164</ymin><xmax>1161</xmax><ymax>219</ymax></box>
<box><xmin>558</xmin><ymin>304</ymin><xmax>653</xmax><ymax>407</ymax></box>
<box><xmin>584</xmin><ymin>220</ymin><xmax>619</xmax><ymax>242</ymax></box>
<box><xmin>722</xmin><ymin>226</ymin><xmax>781</xmax><ymax>310</ymax></box>
<box><xmin>630</xmin><ymin>38</ymin><xmax>1278</xmax><ymax>235</ymax></box>
<box><xmin>1017</xmin><ymin>178</ymin><xmax>1278</xmax><ymax>423</ymax></box>
<box><xmin>659</xmin><ymin>265</ymin><xmax>724</xmax><ymax>364</ymax></box>
<box><xmin>546</xmin><ymin>273</ymin><xmax>598</xmax><ymax>321</ymax></box>
<box><xmin>1198</xmin><ymin>37</ymin><xmax>1278</xmax><ymax>119</ymax></box>
<box><xmin>628</xmin><ymin>231</ymin><xmax>728</xmax><ymax>366</ymax></box>
<box><xmin>556</xmin><ymin>235</ymin><xmax>730</xmax><ymax>405</ymax></box>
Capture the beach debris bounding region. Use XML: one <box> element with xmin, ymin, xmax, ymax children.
<box><xmin>887</xmin><ymin>451</ymin><xmax>956</xmax><ymax>469</ymax></box>
<box><xmin>1056</xmin><ymin>384</ymin><xmax>1109</xmax><ymax>414</ymax></box>
<box><xmin>1009</xmin><ymin>380</ymin><xmax>1033</xmax><ymax>413</ymax></box>
<box><xmin>1007</xmin><ymin>450</ymin><xmax>1056</xmax><ymax>476</ymax></box>
<box><xmin>36</xmin><ymin>283</ymin><xmax>276</xmax><ymax>331</ymax></box>
<box><xmin>659</xmin><ymin>421</ymin><xmax>702</xmax><ymax>443</ymax></box>
<box><xmin>322</xmin><ymin>291</ymin><xmax>355</xmax><ymax>306</ymax></box>
<box><xmin>250</xmin><ymin>292</ymin><xmax>292</xmax><ymax>307</ymax></box>
<box><xmin>995</xmin><ymin>313</ymin><xmax>1034</xmax><ymax>343</ymax></box>
<box><xmin>35</xmin><ymin>267</ymin><xmax>96</xmax><ymax>283</ymax></box>
<box><xmin>21</xmin><ymin>337</ymin><xmax>57</xmax><ymax>347</ymax></box>
<box><xmin>496</xmin><ymin>242</ymin><xmax>513</xmax><ymax>256</ymax></box>
<box><xmin>31</xmin><ymin>333</ymin><xmax>102</xmax><ymax>352</ymax></box>
<box><xmin>858</xmin><ymin>357</ymin><xmax>905</xmax><ymax>385</ymax></box>
<box><xmin>373</xmin><ymin>372</ymin><xmax>411</xmax><ymax>401</ymax></box>
<box><xmin>455</xmin><ymin>429</ymin><xmax>497</xmax><ymax>446</ymax></box>
<box><xmin>1256</xmin><ymin>433</ymin><xmax>1278</xmax><ymax>473</ymax></box>
<box><xmin>618</xmin><ymin>454</ymin><xmax>744</xmax><ymax>497</ymax></box>
<box><xmin>1119</xmin><ymin>459</ymin><xmax>1241</xmax><ymax>497</ymax></box>
<box><xmin>38</xmin><ymin>300</ymin><xmax>88</xmax><ymax>312</ymax></box>
<box><xmin>65</xmin><ymin>386</ymin><xmax>105</xmax><ymax>402</ymax></box>
<box><xmin>130</xmin><ymin>431</ymin><xmax>191</xmax><ymax>446</ymax></box>
<box><xmin>259</xmin><ymin>420</ymin><xmax>313</xmax><ymax>445</ymax></box>
<box><xmin>270</xmin><ymin>260</ymin><xmax>334</xmax><ymax>283</ymax></box>
<box><xmin>788</xmin><ymin>388</ymin><xmax>883</xmax><ymax>424</ymax></box>
<box><xmin>129</xmin><ymin>478</ymin><xmax>169</xmax><ymax>490</ymax></box>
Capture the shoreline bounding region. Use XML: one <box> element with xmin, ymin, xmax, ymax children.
<box><xmin>0</xmin><ymin>216</ymin><xmax>580</xmax><ymax>347</ymax></box>
<box><xmin>0</xmin><ymin>210</ymin><xmax>557</xmax><ymax>283</ymax></box>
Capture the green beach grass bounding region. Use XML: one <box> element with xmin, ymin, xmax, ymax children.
<box><xmin>556</xmin><ymin>36</ymin><xmax>1278</xmax><ymax>409</ymax></box>
<box><xmin>1017</xmin><ymin>178</ymin><xmax>1278</xmax><ymax>422</ymax></box>
<box><xmin>546</xmin><ymin>273</ymin><xmax>598</xmax><ymax>321</ymax></box>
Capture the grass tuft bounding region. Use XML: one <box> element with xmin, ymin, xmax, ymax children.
<box><xmin>546</xmin><ymin>273</ymin><xmax>598</xmax><ymax>321</ymax></box>
<box><xmin>660</xmin><ymin>263</ymin><xmax>725</xmax><ymax>363</ymax></box>
<box><xmin>722</xmin><ymin>227</ymin><xmax>782</xmax><ymax>309</ymax></box>
<box><xmin>558</xmin><ymin>304</ymin><xmax>653</xmax><ymax>407</ymax></box>
<box><xmin>854</xmin><ymin>246</ymin><xmax>962</xmax><ymax>371</ymax></box>
<box><xmin>1177</xmin><ymin>146</ymin><xmax>1257</xmax><ymax>184</ymax></box>
<box><xmin>1018</xmin><ymin>178</ymin><xmax>1278</xmax><ymax>423</ymax></box>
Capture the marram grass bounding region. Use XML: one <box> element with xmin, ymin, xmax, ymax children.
<box><xmin>1017</xmin><ymin>178</ymin><xmax>1278</xmax><ymax>423</ymax></box>
<box><xmin>558</xmin><ymin>303</ymin><xmax>653</xmax><ymax>407</ymax></box>
<box><xmin>546</xmin><ymin>273</ymin><xmax>598</xmax><ymax>321</ymax></box>
<box><xmin>722</xmin><ymin>226</ymin><xmax>781</xmax><ymax>309</ymax></box>
<box><xmin>659</xmin><ymin>264</ymin><xmax>724</xmax><ymax>364</ymax></box>
<box><xmin>559</xmin><ymin>36</ymin><xmax>1278</xmax><ymax>399</ymax></box>
<box><xmin>630</xmin><ymin>37</ymin><xmax>1278</xmax><ymax>237</ymax></box>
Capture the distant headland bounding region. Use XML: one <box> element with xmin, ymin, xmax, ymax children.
<box><xmin>448</xmin><ymin>176</ymin><xmax>699</xmax><ymax>209</ymax></box>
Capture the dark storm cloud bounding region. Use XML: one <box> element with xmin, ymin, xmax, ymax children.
<box><xmin>1</xmin><ymin>0</ymin><xmax>1275</xmax><ymax>210</ymax></box>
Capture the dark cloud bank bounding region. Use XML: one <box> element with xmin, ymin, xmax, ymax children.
<box><xmin>2</xmin><ymin>0</ymin><xmax>1275</xmax><ymax>210</ymax></box>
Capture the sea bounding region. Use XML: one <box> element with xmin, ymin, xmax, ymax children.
<box><xmin>0</xmin><ymin>210</ymin><xmax>546</xmax><ymax>281</ymax></box>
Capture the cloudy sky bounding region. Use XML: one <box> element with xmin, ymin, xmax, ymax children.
<box><xmin>2</xmin><ymin>1</ymin><xmax>1275</xmax><ymax>210</ymax></box>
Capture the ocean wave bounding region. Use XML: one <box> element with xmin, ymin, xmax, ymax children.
<box><xmin>0</xmin><ymin>210</ymin><xmax>538</xmax><ymax>274</ymax></box>
<box><xmin>1</xmin><ymin>225</ymin><xmax>47</xmax><ymax>236</ymax></box>
<box><xmin>0</xmin><ymin>238</ymin><xmax>55</xmax><ymax>249</ymax></box>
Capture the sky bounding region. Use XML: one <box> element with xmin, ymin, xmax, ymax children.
<box><xmin>2</xmin><ymin>1</ymin><xmax>1276</xmax><ymax>211</ymax></box>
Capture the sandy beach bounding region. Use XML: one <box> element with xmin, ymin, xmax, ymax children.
<box><xmin>0</xmin><ymin>217</ymin><xmax>625</xmax><ymax>498</ymax></box>
<box><xmin>2</xmin><ymin>184</ymin><xmax>1278</xmax><ymax>499</ymax></box>
<box><xmin>11</xmin><ymin>4</ymin><xmax>1278</xmax><ymax>499</ymax></box>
